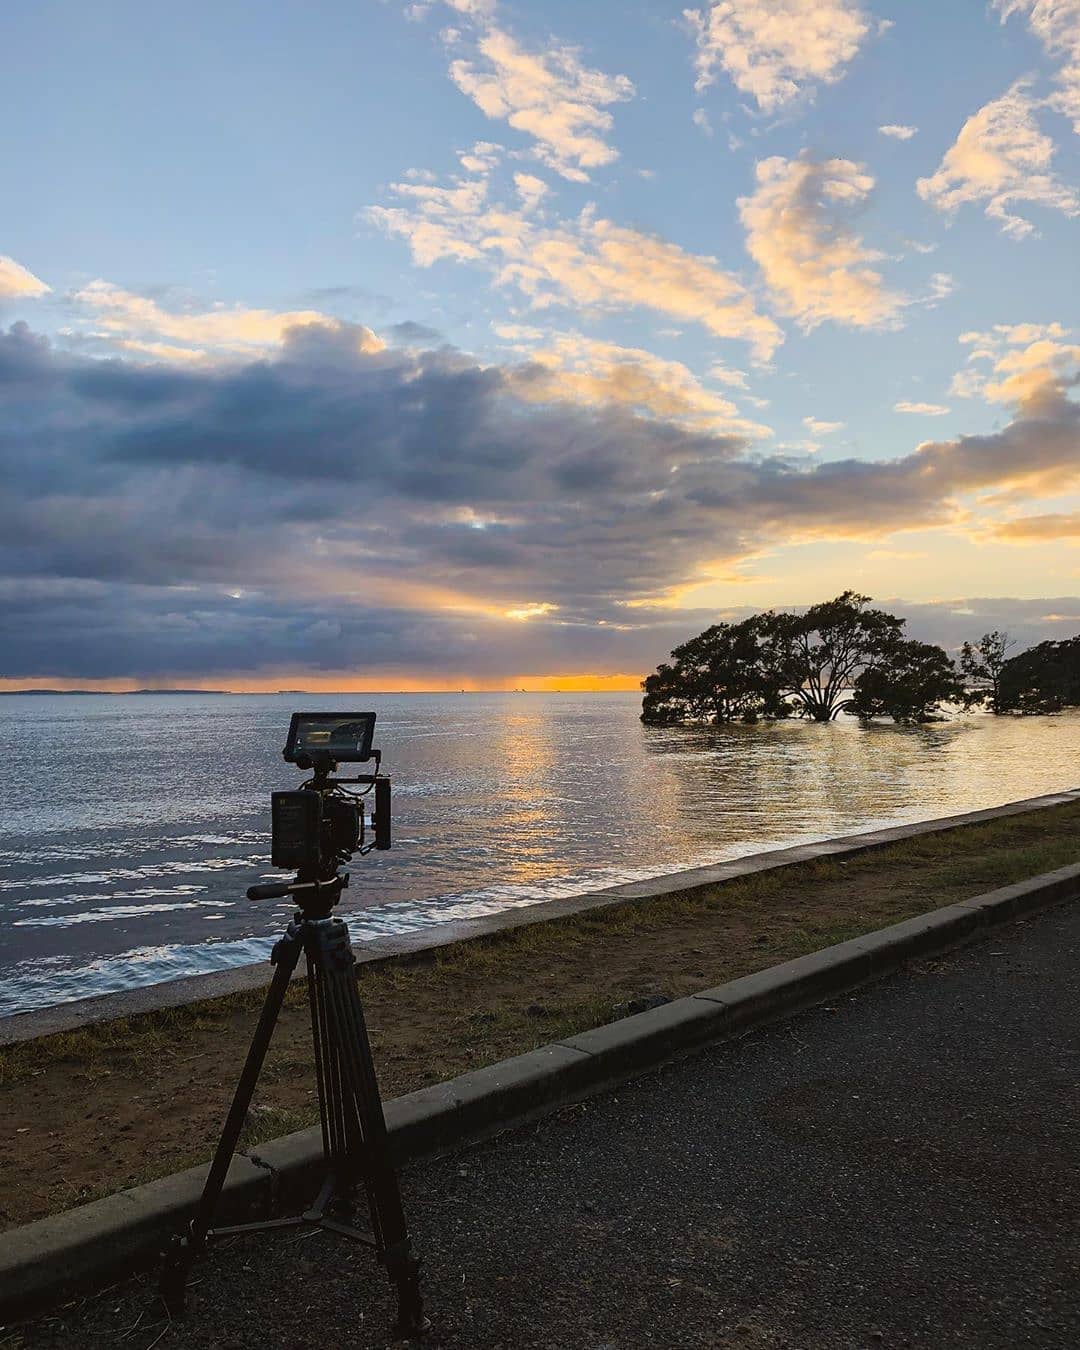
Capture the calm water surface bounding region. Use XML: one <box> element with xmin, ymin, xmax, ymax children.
<box><xmin>1</xmin><ymin>692</ymin><xmax>1078</xmax><ymax>1016</ymax></box>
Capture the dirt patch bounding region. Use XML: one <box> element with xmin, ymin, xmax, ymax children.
<box><xmin>1</xmin><ymin>800</ymin><xmax>1078</xmax><ymax>1230</ymax></box>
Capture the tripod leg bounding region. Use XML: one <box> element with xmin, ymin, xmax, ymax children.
<box><xmin>158</xmin><ymin>926</ymin><xmax>303</xmax><ymax>1313</ymax></box>
<box><xmin>319</xmin><ymin>934</ymin><xmax>428</xmax><ymax>1335</ymax></box>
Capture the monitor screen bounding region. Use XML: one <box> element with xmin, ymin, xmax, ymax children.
<box><xmin>283</xmin><ymin>712</ymin><xmax>376</xmax><ymax>764</ymax></box>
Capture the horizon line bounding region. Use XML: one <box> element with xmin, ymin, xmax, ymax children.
<box><xmin>0</xmin><ymin>686</ymin><xmax>644</xmax><ymax>696</ymax></box>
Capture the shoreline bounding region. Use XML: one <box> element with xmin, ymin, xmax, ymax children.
<box><xmin>1</xmin><ymin>790</ymin><xmax>1079</xmax><ymax>1234</ymax></box>
<box><xmin>3</xmin><ymin>786</ymin><xmax>1078</xmax><ymax>1046</ymax></box>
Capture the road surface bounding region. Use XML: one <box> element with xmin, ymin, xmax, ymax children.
<box><xmin>17</xmin><ymin>899</ymin><xmax>1080</xmax><ymax>1349</ymax></box>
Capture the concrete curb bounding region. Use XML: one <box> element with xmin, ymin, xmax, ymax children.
<box><xmin>4</xmin><ymin>786</ymin><xmax>1079</xmax><ymax>1045</ymax></box>
<box><xmin>3</xmin><ymin>859</ymin><xmax>1079</xmax><ymax>1323</ymax></box>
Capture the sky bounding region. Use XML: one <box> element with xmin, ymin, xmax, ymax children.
<box><xmin>1</xmin><ymin>0</ymin><xmax>1079</xmax><ymax>690</ymax></box>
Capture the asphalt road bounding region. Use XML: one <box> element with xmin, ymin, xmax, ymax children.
<box><xmin>14</xmin><ymin>900</ymin><xmax>1080</xmax><ymax>1350</ymax></box>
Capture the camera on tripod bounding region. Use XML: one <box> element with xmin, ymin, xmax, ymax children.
<box><xmin>247</xmin><ymin>712</ymin><xmax>391</xmax><ymax>906</ymax></box>
<box><xmin>161</xmin><ymin>711</ymin><xmax>426</xmax><ymax>1335</ymax></box>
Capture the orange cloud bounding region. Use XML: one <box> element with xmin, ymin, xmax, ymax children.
<box><xmin>505</xmin><ymin>331</ymin><xmax>771</xmax><ymax>436</ymax></box>
<box><xmin>0</xmin><ymin>255</ymin><xmax>50</xmax><ymax>298</ymax></box>
<box><xmin>739</xmin><ymin>156</ymin><xmax>905</xmax><ymax>330</ymax></box>
<box><xmin>448</xmin><ymin>23</ymin><xmax>634</xmax><ymax>181</ymax></box>
<box><xmin>73</xmin><ymin>282</ymin><xmax>384</xmax><ymax>359</ymax></box>
<box><xmin>370</xmin><ymin>170</ymin><xmax>783</xmax><ymax>360</ymax></box>
<box><xmin>992</xmin><ymin>511</ymin><xmax>1080</xmax><ymax>540</ymax></box>
<box><xmin>917</xmin><ymin>80</ymin><xmax>1078</xmax><ymax>239</ymax></box>
<box><xmin>952</xmin><ymin>322</ymin><xmax>1080</xmax><ymax>410</ymax></box>
<box><xmin>686</xmin><ymin>0</ymin><xmax>871</xmax><ymax>111</ymax></box>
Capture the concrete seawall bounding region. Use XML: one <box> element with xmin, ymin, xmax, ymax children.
<box><xmin>3</xmin><ymin>785</ymin><xmax>1078</xmax><ymax>1046</ymax></box>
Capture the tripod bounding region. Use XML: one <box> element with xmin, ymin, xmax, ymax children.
<box><xmin>158</xmin><ymin>874</ymin><xmax>427</xmax><ymax>1337</ymax></box>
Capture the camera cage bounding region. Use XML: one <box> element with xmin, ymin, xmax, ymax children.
<box><xmin>250</xmin><ymin>712</ymin><xmax>392</xmax><ymax>907</ymax></box>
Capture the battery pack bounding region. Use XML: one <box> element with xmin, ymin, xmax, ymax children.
<box><xmin>271</xmin><ymin>790</ymin><xmax>321</xmax><ymax>870</ymax></box>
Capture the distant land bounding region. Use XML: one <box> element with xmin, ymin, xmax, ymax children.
<box><xmin>0</xmin><ymin>688</ymin><xmax>233</xmax><ymax>696</ymax></box>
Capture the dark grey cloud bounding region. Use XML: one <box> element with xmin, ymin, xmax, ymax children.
<box><xmin>1</xmin><ymin>318</ymin><xmax>1077</xmax><ymax>681</ymax></box>
<box><xmin>302</xmin><ymin>283</ymin><xmax>396</xmax><ymax>312</ymax></box>
<box><xmin>0</xmin><ymin>579</ymin><xmax>692</xmax><ymax>682</ymax></box>
<box><xmin>387</xmin><ymin>320</ymin><xmax>443</xmax><ymax>344</ymax></box>
<box><xmin>889</xmin><ymin>597</ymin><xmax>1080</xmax><ymax>655</ymax></box>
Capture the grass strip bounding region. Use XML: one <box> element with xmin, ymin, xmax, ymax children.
<box><xmin>1</xmin><ymin>799</ymin><xmax>1078</xmax><ymax>1229</ymax></box>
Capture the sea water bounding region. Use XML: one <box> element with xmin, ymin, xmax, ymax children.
<box><xmin>1</xmin><ymin>692</ymin><xmax>1077</xmax><ymax>1016</ymax></box>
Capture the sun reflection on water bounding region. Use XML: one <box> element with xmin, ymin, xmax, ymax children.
<box><xmin>0</xmin><ymin>693</ymin><xmax>1077</xmax><ymax>1015</ymax></box>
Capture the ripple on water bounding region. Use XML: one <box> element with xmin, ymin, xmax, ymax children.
<box><xmin>1</xmin><ymin>693</ymin><xmax>1077</xmax><ymax>1017</ymax></box>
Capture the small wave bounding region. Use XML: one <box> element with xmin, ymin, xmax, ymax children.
<box><xmin>15</xmin><ymin>899</ymin><xmax>209</xmax><ymax>928</ymax></box>
<box><xmin>0</xmin><ymin>935</ymin><xmax>279</xmax><ymax>1016</ymax></box>
<box><xmin>0</xmin><ymin>832</ymin><xmax>266</xmax><ymax>868</ymax></box>
<box><xmin>0</xmin><ymin>856</ymin><xmax>261</xmax><ymax>892</ymax></box>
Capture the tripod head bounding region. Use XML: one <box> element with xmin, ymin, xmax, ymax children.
<box><xmin>246</xmin><ymin>712</ymin><xmax>391</xmax><ymax>916</ymax></box>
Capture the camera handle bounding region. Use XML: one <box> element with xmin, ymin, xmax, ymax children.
<box><xmin>246</xmin><ymin>873</ymin><xmax>349</xmax><ymax>903</ymax></box>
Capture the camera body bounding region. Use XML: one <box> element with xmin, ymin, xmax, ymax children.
<box><xmin>271</xmin><ymin>789</ymin><xmax>363</xmax><ymax>874</ymax></box>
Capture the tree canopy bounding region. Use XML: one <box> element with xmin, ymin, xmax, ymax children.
<box><xmin>849</xmin><ymin>638</ymin><xmax>966</xmax><ymax>725</ymax></box>
<box><xmin>959</xmin><ymin>631</ymin><xmax>1015</xmax><ymax>714</ymax></box>
<box><xmin>997</xmin><ymin>636</ymin><xmax>1080</xmax><ymax>714</ymax></box>
<box><xmin>643</xmin><ymin>593</ymin><xmax>942</xmax><ymax>725</ymax></box>
<box><xmin>759</xmin><ymin>591</ymin><xmax>905</xmax><ymax>721</ymax></box>
<box><xmin>640</xmin><ymin>617</ymin><xmax>786</xmax><ymax>726</ymax></box>
<box><xmin>643</xmin><ymin>599</ymin><xmax>1080</xmax><ymax>727</ymax></box>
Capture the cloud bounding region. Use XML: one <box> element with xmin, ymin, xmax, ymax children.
<box><xmin>917</xmin><ymin>80</ymin><xmax>1079</xmax><ymax>238</ymax></box>
<box><xmin>505</xmin><ymin>332</ymin><xmax>772</xmax><ymax>436</ymax></box>
<box><xmin>442</xmin><ymin>0</ymin><xmax>496</xmax><ymax>17</ymax></box>
<box><xmin>738</xmin><ymin>155</ymin><xmax>906</xmax><ymax>330</ymax></box>
<box><xmin>894</xmin><ymin>401</ymin><xmax>951</xmax><ymax>415</ymax></box>
<box><xmin>685</xmin><ymin>0</ymin><xmax>871</xmax><ymax>112</ymax></box>
<box><xmin>952</xmin><ymin>321</ymin><xmax>1080</xmax><ymax>408</ymax></box>
<box><xmin>457</xmin><ymin>139</ymin><xmax>502</xmax><ymax>174</ymax></box>
<box><xmin>504</xmin><ymin>601</ymin><xmax>558</xmax><ymax>620</ymax></box>
<box><xmin>366</xmin><ymin>161</ymin><xmax>493</xmax><ymax>267</ymax></box>
<box><xmin>445</xmin><ymin>19</ymin><xmax>633</xmax><ymax>181</ymax></box>
<box><xmin>708</xmin><ymin>362</ymin><xmax>749</xmax><ymax>388</ymax></box>
<box><xmin>113</xmin><ymin>338</ymin><xmax>211</xmax><ymax>364</ymax></box>
<box><xmin>370</xmin><ymin>167</ymin><xmax>784</xmax><ymax>360</ymax></box>
<box><xmin>692</xmin><ymin>107</ymin><xmax>714</xmax><ymax>136</ymax></box>
<box><xmin>0</xmin><ymin>256</ymin><xmax>50</xmax><ymax>299</ymax></box>
<box><xmin>878</xmin><ymin>123</ymin><xmax>917</xmax><ymax>139</ymax></box>
<box><xmin>492</xmin><ymin>321</ymin><xmax>545</xmax><ymax>342</ymax></box>
<box><xmin>923</xmin><ymin>272</ymin><xmax>955</xmax><ymax>305</ymax></box>
<box><xmin>995</xmin><ymin>0</ymin><xmax>1080</xmax><ymax>133</ymax></box>
<box><xmin>387</xmin><ymin>319</ymin><xmax>443</xmax><ymax>344</ymax></box>
<box><xmin>889</xmin><ymin>595</ymin><xmax>1080</xmax><ymax>650</ymax></box>
<box><xmin>2</xmin><ymin>312</ymin><xmax>1079</xmax><ymax>679</ymax></box>
<box><xmin>802</xmin><ymin>416</ymin><xmax>843</xmax><ymax>435</ymax></box>
<box><xmin>992</xmin><ymin>511</ymin><xmax>1080</xmax><ymax>539</ymax></box>
<box><xmin>72</xmin><ymin>281</ymin><xmax>384</xmax><ymax>359</ymax></box>
<box><xmin>512</xmin><ymin>171</ymin><xmax>548</xmax><ymax>208</ymax></box>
